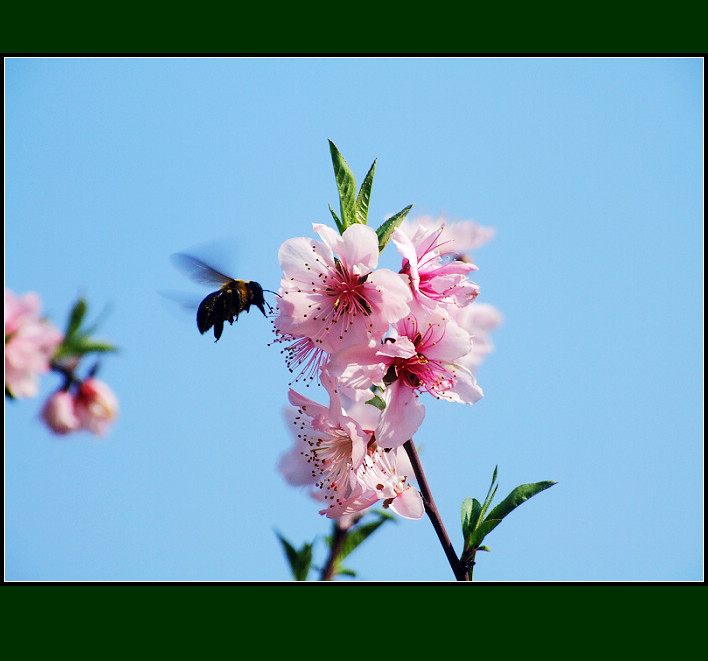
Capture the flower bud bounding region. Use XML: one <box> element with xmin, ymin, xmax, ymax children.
<box><xmin>40</xmin><ymin>390</ymin><xmax>81</xmax><ymax>435</ymax></box>
<box><xmin>75</xmin><ymin>378</ymin><xmax>118</xmax><ymax>435</ymax></box>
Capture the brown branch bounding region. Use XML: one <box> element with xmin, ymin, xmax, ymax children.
<box><xmin>404</xmin><ymin>439</ymin><xmax>469</xmax><ymax>581</ymax></box>
<box><xmin>319</xmin><ymin>517</ymin><xmax>353</xmax><ymax>581</ymax></box>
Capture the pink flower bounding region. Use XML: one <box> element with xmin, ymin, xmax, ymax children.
<box><xmin>276</xmin><ymin>335</ymin><xmax>329</xmax><ymax>386</ymax></box>
<box><xmin>274</xmin><ymin>223</ymin><xmax>411</xmax><ymax>377</ymax></box>
<box><xmin>279</xmin><ymin>373</ymin><xmax>422</xmax><ymax>519</ymax></box>
<box><xmin>322</xmin><ymin>446</ymin><xmax>424</xmax><ymax>520</ymax></box>
<box><xmin>75</xmin><ymin>378</ymin><xmax>118</xmax><ymax>435</ymax></box>
<box><xmin>398</xmin><ymin>216</ymin><xmax>495</xmax><ymax>256</ymax></box>
<box><xmin>40</xmin><ymin>390</ymin><xmax>81</xmax><ymax>435</ymax></box>
<box><xmin>392</xmin><ymin>223</ymin><xmax>480</xmax><ymax>309</ymax></box>
<box><xmin>328</xmin><ymin>306</ymin><xmax>483</xmax><ymax>448</ymax></box>
<box><xmin>5</xmin><ymin>289</ymin><xmax>64</xmax><ymax>399</ymax></box>
<box><xmin>280</xmin><ymin>374</ymin><xmax>373</xmax><ymax>487</ymax></box>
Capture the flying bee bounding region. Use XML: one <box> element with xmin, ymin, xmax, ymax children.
<box><xmin>170</xmin><ymin>253</ymin><xmax>275</xmax><ymax>342</ymax></box>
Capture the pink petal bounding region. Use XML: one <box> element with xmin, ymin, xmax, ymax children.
<box><xmin>377</xmin><ymin>382</ymin><xmax>426</xmax><ymax>449</ymax></box>
<box><xmin>389</xmin><ymin>487</ymin><xmax>425</xmax><ymax>520</ymax></box>
<box><xmin>314</xmin><ymin>223</ymin><xmax>379</xmax><ymax>273</ymax></box>
<box><xmin>278</xmin><ymin>236</ymin><xmax>332</xmax><ymax>276</ymax></box>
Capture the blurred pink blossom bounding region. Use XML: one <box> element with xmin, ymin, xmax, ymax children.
<box><xmin>5</xmin><ymin>289</ymin><xmax>63</xmax><ymax>399</ymax></box>
<box><xmin>40</xmin><ymin>390</ymin><xmax>81</xmax><ymax>435</ymax></box>
<box><xmin>75</xmin><ymin>378</ymin><xmax>118</xmax><ymax>435</ymax></box>
<box><xmin>454</xmin><ymin>302</ymin><xmax>503</xmax><ymax>374</ymax></box>
<box><xmin>398</xmin><ymin>216</ymin><xmax>495</xmax><ymax>256</ymax></box>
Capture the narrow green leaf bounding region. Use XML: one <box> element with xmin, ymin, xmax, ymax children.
<box><xmin>355</xmin><ymin>159</ymin><xmax>377</xmax><ymax>225</ymax></box>
<box><xmin>329</xmin><ymin>140</ymin><xmax>357</xmax><ymax>230</ymax></box>
<box><xmin>486</xmin><ymin>466</ymin><xmax>499</xmax><ymax>503</ymax></box>
<box><xmin>54</xmin><ymin>337</ymin><xmax>117</xmax><ymax>360</ymax></box>
<box><xmin>375</xmin><ymin>204</ymin><xmax>414</xmax><ymax>253</ymax></box>
<box><xmin>473</xmin><ymin>466</ymin><xmax>500</xmax><ymax>528</ymax></box>
<box><xmin>77</xmin><ymin>340</ymin><xmax>117</xmax><ymax>354</ymax></box>
<box><xmin>275</xmin><ymin>531</ymin><xmax>299</xmax><ymax>572</ymax></box>
<box><xmin>294</xmin><ymin>543</ymin><xmax>313</xmax><ymax>581</ymax></box>
<box><xmin>336</xmin><ymin>511</ymin><xmax>394</xmax><ymax>563</ymax></box>
<box><xmin>336</xmin><ymin>568</ymin><xmax>357</xmax><ymax>577</ymax></box>
<box><xmin>478</xmin><ymin>483</ymin><xmax>498</xmax><ymax>524</ymax></box>
<box><xmin>461</xmin><ymin>497</ymin><xmax>474</xmax><ymax>530</ymax></box>
<box><xmin>461</xmin><ymin>497</ymin><xmax>483</xmax><ymax>544</ymax></box>
<box><xmin>66</xmin><ymin>298</ymin><xmax>87</xmax><ymax>337</ymax></box>
<box><xmin>470</xmin><ymin>517</ymin><xmax>503</xmax><ymax>549</ymax></box>
<box><xmin>485</xmin><ymin>480</ymin><xmax>558</xmax><ymax>526</ymax></box>
<box><xmin>275</xmin><ymin>531</ymin><xmax>313</xmax><ymax>581</ymax></box>
<box><xmin>329</xmin><ymin>204</ymin><xmax>344</xmax><ymax>234</ymax></box>
<box><xmin>78</xmin><ymin>303</ymin><xmax>113</xmax><ymax>338</ymax></box>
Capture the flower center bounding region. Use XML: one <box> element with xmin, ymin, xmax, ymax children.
<box><xmin>324</xmin><ymin>260</ymin><xmax>372</xmax><ymax>320</ymax></box>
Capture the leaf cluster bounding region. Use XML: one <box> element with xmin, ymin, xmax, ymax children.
<box><xmin>460</xmin><ymin>467</ymin><xmax>557</xmax><ymax>579</ymax></box>
<box><xmin>53</xmin><ymin>298</ymin><xmax>117</xmax><ymax>361</ymax></box>
<box><xmin>328</xmin><ymin>140</ymin><xmax>412</xmax><ymax>251</ymax></box>
<box><xmin>276</xmin><ymin>510</ymin><xmax>395</xmax><ymax>581</ymax></box>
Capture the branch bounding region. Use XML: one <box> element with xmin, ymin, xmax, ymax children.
<box><xmin>404</xmin><ymin>439</ymin><xmax>468</xmax><ymax>581</ymax></box>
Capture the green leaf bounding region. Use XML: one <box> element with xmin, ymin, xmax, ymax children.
<box><xmin>461</xmin><ymin>497</ymin><xmax>483</xmax><ymax>543</ymax></box>
<box><xmin>477</xmin><ymin>468</ymin><xmax>499</xmax><ymax>525</ymax></box>
<box><xmin>329</xmin><ymin>140</ymin><xmax>357</xmax><ymax>231</ymax></box>
<box><xmin>336</xmin><ymin>568</ymin><xmax>357</xmax><ymax>577</ymax></box>
<box><xmin>461</xmin><ymin>497</ymin><xmax>473</xmax><ymax>529</ymax></box>
<box><xmin>354</xmin><ymin>159</ymin><xmax>377</xmax><ymax>225</ymax></box>
<box><xmin>334</xmin><ymin>511</ymin><xmax>394</xmax><ymax>564</ymax></box>
<box><xmin>365</xmin><ymin>394</ymin><xmax>386</xmax><ymax>411</ymax></box>
<box><xmin>470</xmin><ymin>518</ymin><xmax>503</xmax><ymax>549</ymax></box>
<box><xmin>375</xmin><ymin>204</ymin><xmax>413</xmax><ymax>253</ymax></box>
<box><xmin>469</xmin><ymin>480</ymin><xmax>557</xmax><ymax>549</ymax></box>
<box><xmin>485</xmin><ymin>480</ymin><xmax>558</xmax><ymax>525</ymax></box>
<box><xmin>66</xmin><ymin>298</ymin><xmax>87</xmax><ymax>338</ymax></box>
<box><xmin>53</xmin><ymin>337</ymin><xmax>117</xmax><ymax>361</ymax></box>
<box><xmin>485</xmin><ymin>466</ymin><xmax>499</xmax><ymax>503</ymax></box>
<box><xmin>329</xmin><ymin>204</ymin><xmax>344</xmax><ymax>235</ymax></box>
<box><xmin>275</xmin><ymin>531</ymin><xmax>313</xmax><ymax>581</ymax></box>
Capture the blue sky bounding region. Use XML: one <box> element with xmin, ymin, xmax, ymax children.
<box><xmin>5</xmin><ymin>57</ymin><xmax>703</xmax><ymax>582</ymax></box>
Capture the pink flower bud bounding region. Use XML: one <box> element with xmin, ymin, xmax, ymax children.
<box><xmin>40</xmin><ymin>391</ymin><xmax>81</xmax><ymax>435</ymax></box>
<box><xmin>75</xmin><ymin>378</ymin><xmax>118</xmax><ymax>435</ymax></box>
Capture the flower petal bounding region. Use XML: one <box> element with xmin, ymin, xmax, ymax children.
<box><xmin>376</xmin><ymin>382</ymin><xmax>426</xmax><ymax>449</ymax></box>
<box><xmin>389</xmin><ymin>486</ymin><xmax>425</xmax><ymax>520</ymax></box>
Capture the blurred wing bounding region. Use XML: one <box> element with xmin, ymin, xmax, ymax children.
<box><xmin>159</xmin><ymin>289</ymin><xmax>201</xmax><ymax>313</ymax></box>
<box><xmin>170</xmin><ymin>253</ymin><xmax>234</xmax><ymax>287</ymax></box>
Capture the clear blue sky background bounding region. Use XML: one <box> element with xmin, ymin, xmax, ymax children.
<box><xmin>5</xmin><ymin>57</ymin><xmax>703</xmax><ymax>582</ymax></box>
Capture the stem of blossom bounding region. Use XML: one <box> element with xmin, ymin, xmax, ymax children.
<box><xmin>50</xmin><ymin>360</ymin><xmax>79</xmax><ymax>391</ymax></box>
<box><xmin>320</xmin><ymin>520</ymin><xmax>348</xmax><ymax>581</ymax></box>
<box><xmin>403</xmin><ymin>439</ymin><xmax>469</xmax><ymax>581</ymax></box>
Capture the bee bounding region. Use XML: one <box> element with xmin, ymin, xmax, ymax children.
<box><xmin>170</xmin><ymin>253</ymin><xmax>274</xmax><ymax>342</ymax></box>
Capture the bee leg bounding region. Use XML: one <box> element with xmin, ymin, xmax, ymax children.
<box><xmin>213</xmin><ymin>318</ymin><xmax>224</xmax><ymax>342</ymax></box>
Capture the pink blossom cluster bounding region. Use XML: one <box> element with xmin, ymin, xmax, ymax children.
<box><xmin>40</xmin><ymin>376</ymin><xmax>119</xmax><ymax>436</ymax></box>
<box><xmin>5</xmin><ymin>289</ymin><xmax>118</xmax><ymax>437</ymax></box>
<box><xmin>5</xmin><ymin>290</ymin><xmax>63</xmax><ymax>399</ymax></box>
<box><xmin>275</xmin><ymin>218</ymin><xmax>501</xmax><ymax>520</ymax></box>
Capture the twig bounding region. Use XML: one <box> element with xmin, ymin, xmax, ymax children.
<box><xmin>404</xmin><ymin>439</ymin><xmax>468</xmax><ymax>581</ymax></box>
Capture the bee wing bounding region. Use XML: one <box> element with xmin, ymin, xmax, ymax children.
<box><xmin>170</xmin><ymin>253</ymin><xmax>235</xmax><ymax>287</ymax></box>
<box><xmin>159</xmin><ymin>289</ymin><xmax>202</xmax><ymax>312</ymax></box>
